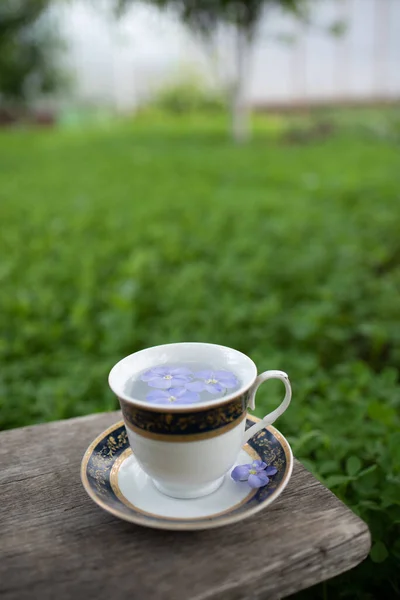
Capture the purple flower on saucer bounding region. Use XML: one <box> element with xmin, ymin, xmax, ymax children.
<box><xmin>141</xmin><ymin>366</ymin><xmax>192</xmax><ymax>389</ymax></box>
<box><xmin>187</xmin><ymin>370</ymin><xmax>239</xmax><ymax>394</ymax></box>
<box><xmin>231</xmin><ymin>460</ymin><xmax>278</xmax><ymax>488</ymax></box>
<box><xmin>146</xmin><ymin>387</ymin><xmax>200</xmax><ymax>405</ymax></box>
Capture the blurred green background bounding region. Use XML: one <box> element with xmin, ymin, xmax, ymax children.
<box><xmin>1</xmin><ymin>108</ymin><xmax>399</xmax><ymax>598</ymax></box>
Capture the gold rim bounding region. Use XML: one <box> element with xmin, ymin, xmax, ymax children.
<box><xmin>124</xmin><ymin>411</ymin><xmax>247</xmax><ymax>442</ymax></box>
<box><xmin>80</xmin><ymin>415</ymin><xmax>293</xmax><ymax>531</ymax></box>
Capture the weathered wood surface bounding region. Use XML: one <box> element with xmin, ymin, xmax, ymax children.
<box><xmin>0</xmin><ymin>411</ymin><xmax>370</xmax><ymax>600</ymax></box>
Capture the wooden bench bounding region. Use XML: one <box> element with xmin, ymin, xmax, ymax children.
<box><xmin>0</xmin><ymin>411</ymin><xmax>371</xmax><ymax>600</ymax></box>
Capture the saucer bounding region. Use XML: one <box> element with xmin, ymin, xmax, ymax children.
<box><xmin>81</xmin><ymin>415</ymin><xmax>293</xmax><ymax>531</ymax></box>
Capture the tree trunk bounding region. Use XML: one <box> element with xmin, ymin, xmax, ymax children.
<box><xmin>231</xmin><ymin>27</ymin><xmax>251</xmax><ymax>144</ymax></box>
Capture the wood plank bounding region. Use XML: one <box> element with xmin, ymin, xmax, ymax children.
<box><xmin>0</xmin><ymin>412</ymin><xmax>370</xmax><ymax>600</ymax></box>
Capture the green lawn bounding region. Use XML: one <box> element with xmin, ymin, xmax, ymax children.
<box><xmin>0</xmin><ymin>110</ymin><xmax>399</xmax><ymax>598</ymax></box>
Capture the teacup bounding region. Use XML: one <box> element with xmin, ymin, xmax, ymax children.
<box><xmin>108</xmin><ymin>342</ymin><xmax>292</xmax><ymax>499</ymax></box>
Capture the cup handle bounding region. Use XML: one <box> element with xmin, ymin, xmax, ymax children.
<box><xmin>242</xmin><ymin>370</ymin><xmax>292</xmax><ymax>445</ymax></box>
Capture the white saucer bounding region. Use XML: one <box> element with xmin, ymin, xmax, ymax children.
<box><xmin>81</xmin><ymin>415</ymin><xmax>293</xmax><ymax>530</ymax></box>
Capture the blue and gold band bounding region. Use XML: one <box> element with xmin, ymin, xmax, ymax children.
<box><xmin>119</xmin><ymin>393</ymin><xmax>249</xmax><ymax>442</ymax></box>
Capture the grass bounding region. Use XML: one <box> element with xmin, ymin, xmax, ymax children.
<box><xmin>0</xmin><ymin>108</ymin><xmax>399</xmax><ymax>598</ymax></box>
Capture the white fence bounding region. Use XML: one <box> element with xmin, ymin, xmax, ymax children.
<box><xmin>60</xmin><ymin>0</ymin><xmax>400</xmax><ymax>110</ymax></box>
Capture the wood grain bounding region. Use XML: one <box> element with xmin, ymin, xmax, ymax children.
<box><xmin>0</xmin><ymin>412</ymin><xmax>370</xmax><ymax>600</ymax></box>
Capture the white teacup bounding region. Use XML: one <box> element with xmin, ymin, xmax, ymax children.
<box><xmin>109</xmin><ymin>342</ymin><xmax>291</xmax><ymax>499</ymax></box>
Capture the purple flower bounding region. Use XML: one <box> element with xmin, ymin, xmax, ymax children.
<box><xmin>141</xmin><ymin>366</ymin><xmax>193</xmax><ymax>389</ymax></box>
<box><xmin>187</xmin><ymin>370</ymin><xmax>239</xmax><ymax>394</ymax></box>
<box><xmin>231</xmin><ymin>460</ymin><xmax>278</xmax><ymax>489</ymax></box>
<box><xmin>146</xmin><ymin>387</ymin><xmax>200</xmax><ymax>405</ymax></box>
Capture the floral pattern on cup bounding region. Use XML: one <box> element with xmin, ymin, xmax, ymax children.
<box><xmin>140</xmin><ymin>366</ymin><xmax>239</xmax><ymax>405</ymax></box>
<box><xmin>231</xmin><ymin>460</ymin><xmax>278</xmax><ymax>488</ymax></box>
